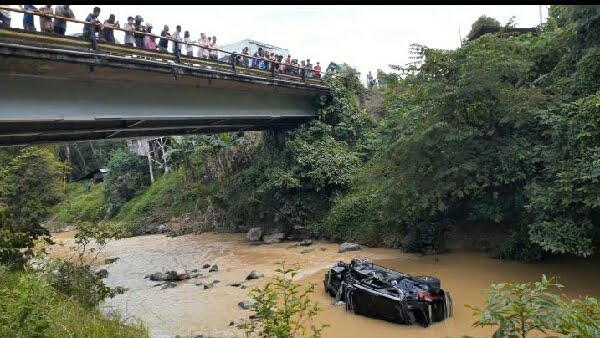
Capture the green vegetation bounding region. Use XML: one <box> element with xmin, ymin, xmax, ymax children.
<box><xmin>39</xmin><ymin>6</ymin><xmax>600</xmax><ymax>261</ymax></box>
<box><xmin>0</xmin><ymin>267</ymin><xmax>148</xmax><ymax>338</ymax></box>
<box><xmin>0</xmin><ymin>147</ymin><xmax>65</xmax><ymax>266</ymax></box>
<box><xmin>51</xmin><ymin>181</ymin><xmax>108</xmax><ymax>225</ymax></box>
<box><xmin>240</xmin><ymin>264</ymin><xmax>328</xmax><ymax>338</ymax></box>
<box><xmin>468</xmin><ymin>275</ymin><xmax>600</xmax><ymax>337</ymax></box>
<box><xmin>466</xmin><ymin>15</ymin><xmax>501</xmax><ymax>40</ymax></box>
<box><xmin>115</xmin><ymin>171</ymin><xmax>190</xmax><ymax>222</ymax></box>
<box><xmin>104</xmin><ymin>149</ymin><xmax>150</xmax><ymax>217</ymax></box>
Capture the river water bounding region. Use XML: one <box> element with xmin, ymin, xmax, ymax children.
<box><xmin>49</xmin><ymin>232</ymin><xmax>600</xmax><ymax>338</ymax></box>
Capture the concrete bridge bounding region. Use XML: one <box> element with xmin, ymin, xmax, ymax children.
<box><xmin>0</xmin><ymin>29</ymin><xmax>329</xmax><ymax>146</ymax></box>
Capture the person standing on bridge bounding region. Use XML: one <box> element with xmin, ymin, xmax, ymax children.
<box><xmin>198</xmin><ymin>33</ymin><xmax>210</xmax><ymax>59</ymax></box>
<box><xmin>144</xmin><ymin>23</ymin><xmax>157</xmax><ymax>50</ymax></box>
<box><xmin>101</xmin><ymin>14</ymin><xmax>119</xmax><ymax>44</ymax></box>
<box><xmin>19</xmin><ymin>5</ymin><xmax>38</xmax><ymax>31</ymax></box>
<box><xmin>184</xmin><ymin>31</ymin><xmax>193</xmax><ymax>56</ymax></box>
<box><xmin>123</xmin><ymin>16</ymin><xmax>136</xmax><ymax>47</ymax></box>
<box><xmin>172</xmin><ymin>25</ymin><xmax>182</xmax><ymax>56</ymax></box>
<box><xmin>314</xmin><ymin>62</ymin><xmax>322</xmax><ymax>78</ymax></box>
<box><xmin>158</xmin><ymin>25</ymin><xmax>170</xmax><ymax>52</ymax></box>
<box><xmin>53</xmin><ymin>5</ymin><xmax>74</xmax><ymax>35</ymax></box>
<box><xmin>209</xmin><ymin>35</ymin><xmax>218</xmax><ymax>60</ymax></box>
<box><xmin>39</xmin><ymin>5</ymin><xmax>53</xmax><ymax>33</ymax></box>
<box><xmin>82</xmin><ymin>7</ymin><xmax>101</xmax><ymax>42</ymax></box>
<box><xmin>134</xmin><ymin>15</ymin><xmax>146</xmax><ymax>48</ymax></box>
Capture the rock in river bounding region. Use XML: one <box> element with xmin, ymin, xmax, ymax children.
<box><xmin>263</xmin><ymin>232</ymin><xmax>285</xmax><ymax>244</ymax></box>
<box><xmin>339</xmin><ymin>242</ymin><xmax>362</xmax><ymax>253</ymax></box>
<box><xmin>246</xmin><ymin>227</ymin><xmax>263</xmax><ymax>242</ymax></box>
<box><xmin>246</xmin><ymin>270</ymin><xmax>264</xmax><ymax>280</ymax></box>
<box><xmin>208</xmin><ymin>264</ymin><xmax>219</xmax><ymax>272</ymax></box>
<box><xmin>95</xmin><ymin>268</ymin><xmax>109</xmax><ymax>279</ymax></box>
<box><xmin>238</xmin><ymin>300</ymin><xmax>256</xmax><ymax>310</ymax></box>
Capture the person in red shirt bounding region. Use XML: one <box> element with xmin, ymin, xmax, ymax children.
<box><xmin>313</xmin><ymin>62</ymin><xmax>322</xmax><ymax>78</ymax></box>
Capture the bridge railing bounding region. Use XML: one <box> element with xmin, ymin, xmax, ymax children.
<box><xmin>0</xmin><ymin>6</ymin><xmax>324</xmax><ymax>85</ymax></box>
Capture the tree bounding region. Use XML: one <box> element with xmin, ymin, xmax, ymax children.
<box><xmin>467</xmin><ymin>15</ymin><xmax>501</xmax><ymax>40</ymax></box>
<box><xmin>239</xmin><ymin>263</ymin><xmax>328</xmax><ymax>338</ymax></box>
<box><xmin>103</xmin><ymin>149</ymin><xmax>149</xmax><ymax>217</ymax></box>
<box><xmin>0</xmin><ymin>147</ymin><xmax>65</xmax><ymax>266</ymax></box>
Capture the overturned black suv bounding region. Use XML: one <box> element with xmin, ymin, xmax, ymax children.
<box><xmin>323</xmin><ymin>258</ymin><xmax>452</xmax><ymax>327</ymax></box>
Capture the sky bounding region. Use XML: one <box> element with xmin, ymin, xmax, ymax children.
<box><xmin>8</xmin><ymin>5</ymin><xmax>549</xmax><ymax>84</ymax></box>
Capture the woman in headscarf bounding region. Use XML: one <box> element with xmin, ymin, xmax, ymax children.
<box><xmin>144</xmin><ymin>23</ymin><xmax>157</xmax><ymax>50</ymax></box>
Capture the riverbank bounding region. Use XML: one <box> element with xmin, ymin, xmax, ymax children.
<box><xmin>49</xmin><ymin>231</ymin><xmax>600</xmax><ymax>338</ymax></box>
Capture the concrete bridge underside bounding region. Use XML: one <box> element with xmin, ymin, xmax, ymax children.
<box><xmin>0</xmin><ymin>35</ymin><xmax>329</xmax><ymax>146</ymax></box>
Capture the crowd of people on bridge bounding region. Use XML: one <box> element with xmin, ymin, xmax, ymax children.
<box><xmin>0</xmin><ymin>5</ymin><xmax>323</xmax><ymax>78</ymax></box>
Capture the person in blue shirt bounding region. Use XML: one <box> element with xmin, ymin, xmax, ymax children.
<box><xmin>19</xmin><ymin>5</ymin><xmax>37</xmax><ymax>31</ymax></box>
<box><xmin>83</xmin><ymin>7</ymin><xmax>101</xmax><ymax>41</ymax></box>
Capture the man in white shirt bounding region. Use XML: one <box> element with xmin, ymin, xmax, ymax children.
<box><xmin>172</xmin><ymin>25</ymin><xmax>182</xmax><ymax>53</ymax></box>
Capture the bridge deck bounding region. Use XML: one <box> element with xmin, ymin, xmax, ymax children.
<box><xmin>0</xmin><ymin>29</ymin><xmax>329</xmax><ymax>146</ymax></box>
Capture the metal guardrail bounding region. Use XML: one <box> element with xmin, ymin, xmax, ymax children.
<box><xmin>0</xmin><ymin>6</ymin><xmax>325</xmax><ymax>85</ymax></box>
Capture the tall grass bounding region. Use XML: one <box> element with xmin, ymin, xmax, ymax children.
<box><xmin>0</xmin><ymin>268</ymin><xmax>148</xmax><ymax>338</ymax></box>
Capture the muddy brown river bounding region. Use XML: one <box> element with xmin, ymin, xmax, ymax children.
<box><xmin>49</xmin><ymin>232</ymin><xmax>600</xmax><ymax>338</ymax></box>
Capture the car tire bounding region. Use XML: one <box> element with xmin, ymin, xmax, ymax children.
<box><xmin>413</xmin><ymin>275</ymin><xmax>441</xmax><ymax>288</ymax></box>
<box><xmin>431</xmin><ymin>302</ymin><xmax>446</xmax><ymax>322</ymax></box>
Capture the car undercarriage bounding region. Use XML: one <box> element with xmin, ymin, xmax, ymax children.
<box><xmin>323</xmin><ymin>258</ymin><xmax>453</xmax><ymax>327</ymax></box>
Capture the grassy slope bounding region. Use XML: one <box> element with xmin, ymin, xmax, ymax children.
<box><xmin>0</xmin><ymin>270</ymin><xmax>148</xmax><ymax>338</ymax></box>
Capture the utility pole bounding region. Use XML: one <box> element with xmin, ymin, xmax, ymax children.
<box><xmin>539</xmin><ymin>5</ymin><xmax>543</xmax><ymax>26</ymax></box>
<box><xmin>459</xmin><ymin>28</ymin><xmax>463</xmax><ymax>46</ymax></box>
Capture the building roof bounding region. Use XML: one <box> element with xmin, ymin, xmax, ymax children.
<box><xmin>220</xmin><ymin>38</ymin><xmax>288</xmax><ymax>52</ymax></box>
<box><xmin>327</xmin><ymin>62</ymin><xmax>356</xmax><ymax>72</ymax></box>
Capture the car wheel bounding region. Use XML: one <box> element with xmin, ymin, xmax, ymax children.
<box><xmin>431</xmin><ymin>302</ymin><xmax>446</xmax><ymax>322</ymax></box>
<box><xmin>413</xmin><ymin>275</ymin><xmax>441</xmax><ymax>288</ymax></box>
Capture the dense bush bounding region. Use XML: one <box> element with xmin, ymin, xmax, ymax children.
<box><xmin>104</xmin><ymin>149</ymin><xmax>150</xmax><ymax>217</ymax></box>
<box><xmin>0</xmin><ymin>147</ymin><xmax>65</xmax><ymax>266</ymax></box>
<box><xmin>468</xmin><ymin>275</ymin><xmax>600</xmax><ymax>337</ymax></box>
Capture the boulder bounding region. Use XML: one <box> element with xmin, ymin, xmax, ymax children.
<box><xmin>299</xmin><ymin>239</ymin><xmax>313</xmax><ymax>247</ymax></box>
<box><xmin>161</xmin><ymin>282</ymin><xmax>177</xmax><ymax>289</ymax></box>
<box><xmin>240</xmin><ymin>285</ymin><xmax>248</xmax><ymax>289</ymax></box>
<box><xmin>195</xmin><ymin>280</ymin><xmax>204</xmax><ymax>286</ymax></box>
<box><xmin>246</xmin><ymin>270</ymin><xmax>264</xmax><ymax>280</ymax></box>
<box><xmin>246</xmin><ymin>227</ymin><xmax>263</xmax><ymax>242</ymax></box>
<box><xmin>208</xmin><ymin>264</ymin><xmax>219</xmax><ymax>273</ymax></box>
<box><xmin>212</xmin><ymin>280</ymin><xmax>220</xmax><ymax>284</ymax></box>
<box><xmin>104</xmin><ymin>257</ymin><xmax>119</xmax><ymax>264</ymax></box>
<box><xmin>300</xmin><ymin>248</ymin><xmax>315</xmax><ymax>254</ymax></box>
<box><xmin>238</xmin><ymin>300</ymin><xmax>256</xmax><ymax>310</ymax></box>
<box><xmin>175</xmin><ymin>269</ymin><xmax>189</xmax><ymax>281</ymax></box>
<box><xmin>95</xmin><ymin>268</ymin><xmax>108</xmax><ymax>279</ymax></box>
<box><xmin>202</xmin><ymin>263</ymin><xmax>211</xmax><ymax>269</ymax></box>
<box><xmin>339</xmin><ymin>242</ymin><xmax>362</xmax><ymax>253</ymax></box>
<box><xmin>203</xmin><ymin>283</ymin><xmax>214</xmax><ymax>290</ymax></box>
<box><xmin>229</xmin><ymin>282</ymin><xmax>242</xmax><ymax>287</ymax></box>
<box><xmin>263</xmin><ymin>232</ymin><xmax>286</xmax><ymax>244</ymax></box>
<box><xmin>191</xmin><ymin>268</ymin><xmax>198</xmax><ymax>273</ymax></box>
<box><xmin>149</xmin><ymin>272</ymin><xmax>166</xmax><ymax>281</ymax></box>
